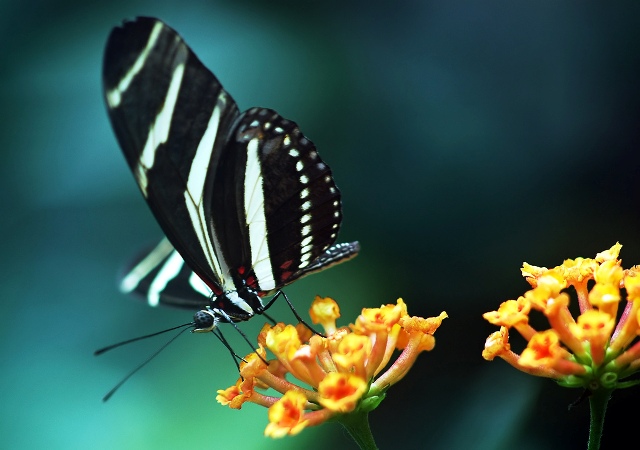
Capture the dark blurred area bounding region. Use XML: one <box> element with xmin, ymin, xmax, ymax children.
<box><xmin>1</xmin><ymin>1</ymin><xmax>639</xmax><ymax>449</ymax></box>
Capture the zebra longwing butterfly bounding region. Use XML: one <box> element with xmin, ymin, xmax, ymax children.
<box><xmin>103</xmin><ymin>17</ymin><xmax>359</xmax><ymax>330</ymax></box>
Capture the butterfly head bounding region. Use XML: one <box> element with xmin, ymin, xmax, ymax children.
<box><xmin>192</xmin><ymin>309</ymin><xmax>218</xmax><ymax>333</ymax></box>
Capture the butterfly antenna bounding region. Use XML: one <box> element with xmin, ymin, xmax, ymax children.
<box><xmin>101</xmin><ymin>326</ymin><xmax>192</xmax><ymax>402</ymax></box>
<box><xmin>94</xmin><ymin>322</ymin><xmax>194</xmax><ymax>355</ymax></box>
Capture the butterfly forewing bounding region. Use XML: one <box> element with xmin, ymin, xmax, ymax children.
<box><xmin>103</xmin><ymin>17</ymin><xmax>240</xmax><ymax>295</ymax></box>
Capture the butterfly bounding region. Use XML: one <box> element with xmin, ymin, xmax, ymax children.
<box><xmin>102</xmin><ymin>17</ymin><xmax>359</xmax><ymax>331</ymax></box>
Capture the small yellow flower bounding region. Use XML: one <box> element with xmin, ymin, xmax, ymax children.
<box><xmin>216</xmin><ymin>380</ymin><xmax>242</xmax><ymax>407</ymax></box>
<box><xmin>570</xmin><ymin>310</ymin><xmax>615</xmax><ymax>366</ymax></box>
<box><xmin>595</xmin><ymin>242</ymin><xmax>622</xmax><ymax>262</ymax></box>
<box><xmin>483</xmin><ymin>327</ymin><xmax>511</xmax><ymax>361</ymax></box>
<box><xmin>519</xmin><ymin>330</ymin><xmax>586</xmax><ymax>376</ymax></box>
<box><xmin>309</xmin><ymin>295</ymin><xmax>340</xmax><ymax>335</ymax></box>
<box><xmin>483</xmin><ymin>243</ymin><xmax>640</xmax><ymax>393</ymax></box>
<box><xmin>318</xmin><ymin>372</ymin><xmax>368</xmax><ymax>412</ymax></box>
<box><xmin>218</xmin><ymin>296</ymin><xmax>447</xmax><ymax>438</ymax></box>
<box><xmin>332</xmin><ymin>333</ymin><xmax>371</xmax><ymax>379</ymax></box>
<box><xmin>264</xmin><ymin>390</ymin><xmax>310</xmax><ymax>438</ymax></box>
<box><xmin>352</xmin><ymin>298</ymin><xmax>408</xmax><ymax>333</ymax></box>
<box><xmin>483</xmin><ymin>297</ymin><xmax>536</xmax><ymax>340</ymax></box>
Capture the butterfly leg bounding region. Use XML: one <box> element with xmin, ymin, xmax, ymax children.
<box><xmin>262</xmin><ymin>290</ymin><xmax>326</xmax><ymax>338</ymax></box>
<box><xmin>212</xmin><ymin>327</ymin><xmax>246</xmax><ymax>372</ymax></box>
<box><xmin>261</xmin><ymin>311</ymin><xmax>277</xmax><ymax>325</ymax></box>
<box><xmin>214</xmin><ymin>308</ymin><xmax>269</xmax><ymax>364</ymax></box>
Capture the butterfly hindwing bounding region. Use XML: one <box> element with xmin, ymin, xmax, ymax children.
<box><xmin>226</xmin><ymin>108</ymin><xmax>343</xmax><ymax>291</ymax></box>
<box><xmin>119</xmin><ymin>238</ymin><xmax>211</xmax><ymax>310</ymax></box>
<box><xmin>119</xmin><ymin>239</ymin><xmax>361</xmax><ymax>310</ymax></box>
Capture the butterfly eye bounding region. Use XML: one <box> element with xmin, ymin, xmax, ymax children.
<box><xmin>193</xmin><ymin>310</ymin><xmax>217</xmax><ymax>332</ymax></box>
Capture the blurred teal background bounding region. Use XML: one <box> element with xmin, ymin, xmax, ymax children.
<box><xmin>1</xmin><ymin>1</ymin><xmax>639</xmax><ymax>449</ymax></box>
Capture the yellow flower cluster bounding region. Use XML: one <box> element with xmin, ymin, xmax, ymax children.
<box><xmin>483</xmin><ymin>243</ymin><xmax>640</xmax><ymax>388</ymax></box>
<box><xmin>217</xmin><ymin>296</ymin><xmax>447</xmax><ymax>437</ymax></box>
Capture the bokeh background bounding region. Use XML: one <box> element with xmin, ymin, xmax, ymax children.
<box><xmin>2</xmin><ymin>1</ymin><xmax>639</xmax><ymax>449</ymax></box>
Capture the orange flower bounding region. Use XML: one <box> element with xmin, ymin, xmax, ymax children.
<box><xmin>519</xmin><ymin>330</ymin><xmax>586</xmax><ymax>376</ymax></box>
<box><xmin>482</xmin><ymin>297</ymin><xmax>536</xmax><ymax>340</ymax></box>
<box><xmin>216</xmin><ymin>380</ymin><xmax>242</xmax><ymax>407</ymax></box>
<box><xmin>332</xmin><ymin>333</ymin><xmax>371</xmax><ymax>379</ymax></box>
<box><xmin>318</xmin><ymin>372</ymin><xmax>368</xmax><ymax>412</ymax></box>
<box><xmin>352</xmin><ymin>298</ymin><xmax>408</xmax><ymax>334</ymax></box>
<box><xmin>483</xmin><ymin>327</ymin><xmax>511</xmax><ymax>361</ymax></box>
<box><xmin>483</xmin><ymin>243</ymin><xmax>640</xmax><ymax>392</ymax></box>
<box><xmin>309</xmin><ymin>295</ymin><xmax>340</xmax><ymax>335</ymax></box>
<box><xmin>264</xmin><ymin>390</ymin><xmax>310</xmax><ymax>438</ymax></box>
<box><xmin>218</xmin><ymin>296</ymin><xmax>447</xmax><ymax>438</ymax></box>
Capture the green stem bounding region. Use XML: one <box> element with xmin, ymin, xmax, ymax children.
<box><xmin>587</xmin><ymin>387</ymin><xmax>612</xmax><ymax>450</ymax></box>
<box><xmin>336</xmin><ymin>411</ymin><xmax>378</xmax><ymax>450</ymax></box>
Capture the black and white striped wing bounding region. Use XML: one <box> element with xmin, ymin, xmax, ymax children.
<box><xmin>119</xmin><ymin>238</ymin><xmax>211</xmax><ymax>309</ymax></box>
<box><xmin>119</xmin><ymin>239</ymin><xmax>360</xmax><ymax>310</ymax></box>
<box><xmin>213</xmin><ymin>107</ymin><xmax>345</xmax><ymax>294</ymax></box>
<box><xmin>103</xmin><ymin>17</ymin><xmax>238</xmax><ymax>295</ymax></box>
<box><xmin>104</xmin><ymin>17</ymin><xmax>358</xmax><ymax>309</ymax></box>
<box><xmin>293</xmin><ymin>241</ymin><xmax>361</xmax><ymax>280</ymax></box>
